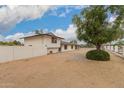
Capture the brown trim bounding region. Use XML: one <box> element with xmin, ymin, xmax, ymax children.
<box><xmin>21</xmin><ymin>34</ymin><xmax>64</xmax><ymax>39</ymax></box>
<box><xmin>61</xmin><ymin>41</ymin><xmax>80</xmax><ymax>46</ymax></box>
<box><xmin>47</xmin><ymin>47</ymin><xmax>60</xmax><ymax>49</ymax></box>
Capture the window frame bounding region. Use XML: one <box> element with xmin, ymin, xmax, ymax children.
<box><xmin>51</xmin><ymin>37</ymin><xmax>57</xmax><ymax>43</ymax></box>
<box><xmin>71</xmin><ymin>45</ymin><xmax>73</xmax><ymax>49</ymax></box>
<box><xmin>64</xmin><ymin>45</ymin><xmax>67</xmax><ymax>50</ymax></box>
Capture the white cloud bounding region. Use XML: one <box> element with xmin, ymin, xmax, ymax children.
<box><xmin>0</xmin><ymin>35</ymin><xmax>5</xmax><ymax>41</ymax></box>
<box><xmin>54</xmin><ymin>24</ymin><xmax>77</xmax><ymax>40</ymax></box>
<box><xmin>4</xmin><ymin>31</ymin><xmax>38</xmax><ymax>43</ymax></box>
<box><xmin>0</xmin><ymin>24</ymin><xmax>75</xmax><ymax>43</ymax></box>
<box><xmin>54</xmin><ymin>24</ymin><xmax>86</xmax><ymax>44</ymax></box>
<box><xmin>0</xmin><ymin>24</ymin><xmax>86</xmax><ymax>44</ymax></box>
<box><xmin>73</xmin><ymin>6</ymin><xmax>86</xmax><ymax>9</ymax></box>
<box><xmin>5</xmin><ymin>32</ymin><xmax>24</xmax><ymax>40</ymax></box>
<box><xmin>5</xmin><ymin>32</ymin><xmax>24</xmax><ymax>43</ymax></box>
<box><xmin>58</xmin><ymin>7</ymin><xmax>72</xmax><ymax>17</ymax></box>
<box><xmin>49</xmin><ymin>5</ymin><xmax>85</xmax><ymax>18</ymax></box>
<box><xmin>0</xmin><ymin>24</ymin><xmax>76</xmax><ymax>43</ymax></box>
<box><xmin>0</xmin><ymin>5</ymin><xmax>53</xmax><ymax>32</ymax></box>
<box><xmin>0</xmin><ymin>5</ymin><xmax>84</xmax><ymax>33</ymax></box>
<box><xmin>0</xmin><ymin>31</ymin><xmax>34</xmax><ymax>43</ymax></box>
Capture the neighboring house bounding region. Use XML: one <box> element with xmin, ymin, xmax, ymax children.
<box><xmin>23</xmin><ymin>32</ymin><xmax>80</xmax><ymax>54</ymax></box>
<box><xmin>60</xmin><ymin>41</ymin><xmax>80</xmax><ymax>52</ymax></box>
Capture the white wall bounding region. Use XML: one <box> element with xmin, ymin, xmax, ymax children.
<box><xmin>24</xmin><ymin>36</ymin><xmax>61</xmax><ymax>52</ymax></box>
<box><xmin>0</xmin><ymin>46</ymin><xmax>47</xmax><ymax>63</ymax></box>
<box><xmin>122</xmin><ymin>46</ymin><xmax>124</xmax><ymax>56</ymax></box>
<box><xmin>0</xmin><ymin>46</ymin><xmax>13</xmax><ymax>62</ymax></box>
<box><xmin>24</xmin><ymin>36</ymin><xmax>43</xmax><ymax>46</ymax></box>
<box><xmin>24</xmin><ymin>36</ymin><xmax>61</xmax><ymax>48</ymax></box>
<box><xmin>104</xmin><ymin>45</ymin><xmax>124</xmax><ymax>58</ymax></box>
<box><xmin>61</xmin><ymin>45</ymin><xmax>76</xmax><ymax>52</ymax></box>
<box><xmin>43</xmin><ymin>36</ymin><xmax>61</xmax><ymax>48</ymax></box>
<box><xmin>47</xmin><ymin>48</ymin><xmax>59</xmax><ymax>54</ymax></box>
<box><xmin>114</xmin><ymin>46</ymin><xmax>118</xmax><ymax>52</ymax></box>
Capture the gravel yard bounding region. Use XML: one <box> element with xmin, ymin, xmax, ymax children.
<box><xmin>0</xmin><ymin>48</ymin><xmax>124</xmax><ymax>87</ymax></box>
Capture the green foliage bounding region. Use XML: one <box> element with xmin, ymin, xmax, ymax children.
<box><xmin>72</xmin><ymin>6</ymin><xmax>124</xmax><ymax>50</ymax></box>
<box><xmin>108</xmin><ymin>6</ymin><xmax>124</xmax><ymax>29</ymax></box>
<box><xmin>86</xmin><ymin>50</ymin><xmax>110</xmax><ymax>61</ymax></box>
<box><xmin>0</xmin><ymin>41</ymin><xmax>22</xmax><ymax>46</ymax></box>
<box><xmin>81</xmin><ymin>43</ymin><xmax>95</xmax><ymax>48</ymax></box>
<box><xmin>13</xmin><ymin>40</ymin><xmax>22</xmax><ymax>45</ymax></box>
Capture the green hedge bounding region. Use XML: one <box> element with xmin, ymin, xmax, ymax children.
<box><xmin>86</xmin><ymin>50</ymin><xmax>110</xmax><ymax>61</ymax></box>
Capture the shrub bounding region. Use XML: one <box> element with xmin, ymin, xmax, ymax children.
<box><xmin>86</xmin><ymin>50</ymin><xmax>110</xmax><ymax>61</ymax></box>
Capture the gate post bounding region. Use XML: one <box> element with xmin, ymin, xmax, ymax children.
<box><xmin>122</xmin><ymin>46</ymin><xmax>124</xmax><ymax>57</ymax></box>
<box><xmin>115</xmin><ymin>45</ymin><xmax>118</xmax><ymax>53</ymax></box>
<box><xmin>111</xmin><ymin>45</ymin><xmax>114</xmax><ymax>51</ymax></box>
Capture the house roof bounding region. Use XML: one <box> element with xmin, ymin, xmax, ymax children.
<box><xmin>22</xmin><ymin>32</ymin><xmax>64</xmax><ymax>39</ymax></box>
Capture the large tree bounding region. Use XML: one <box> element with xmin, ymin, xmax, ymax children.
<box><xmin>73</xmin><ymin>6</ymin><xmax>124</xmax><ymax>50</ymax></box>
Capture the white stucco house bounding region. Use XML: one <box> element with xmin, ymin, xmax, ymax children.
<box><xmin>23</xmin><ymin>32</ymin><xmax>80</xmax><ymax>54</ymax></box>
<box><xmin>0</xmin><ymin>32</ymin><xmax>80</xmax><ymax>63</ymax></box>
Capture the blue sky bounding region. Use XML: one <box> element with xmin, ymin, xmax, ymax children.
<box><xmin>0</xmin><ymin>5</ymin><xmax>116</xmax><ymax>42</ymax></box>
<box><xmin>0</xmin><ymin>6</ymin><xmax>83</xmax><ymax>37</ymax></box>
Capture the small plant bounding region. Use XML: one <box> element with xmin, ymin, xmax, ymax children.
<box><xmin>86</xmin><ymin>50</ymin><xmax>110</xmax><ymax>61</ymax></box>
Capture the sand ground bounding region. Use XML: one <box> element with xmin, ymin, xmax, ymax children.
<box><xmin>0</xmin><ymin>48</ymin><xmax>124</xmax><ymax>88</ymax></box>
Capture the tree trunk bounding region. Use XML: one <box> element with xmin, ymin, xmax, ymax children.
<box><xmin>96</xmin><ymin>44</ymin><xmax>101</xmax><ymax>50</ymax></box>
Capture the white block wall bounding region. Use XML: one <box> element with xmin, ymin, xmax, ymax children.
<box><xmin>110</xmin><ymin>46</ymin><xmax>114</xmax><ymax>51</ymax></box>
<box><xmin>122</xmin><ymin>46</ymin><xmax>124</xmax><ymax>56</ymax></box>
<box><xmin>104</xmin><ymin>45</ymin><xmax>124</xmax><ymax>58</ymax></box>
<box><xmin>114</xmin><ymin>46</ymin><xmax>118</xmax><ymax>53</ymax></box>
<box><xmin>0</xmin><ymin>46</ymin><xmax>47</xmax><ymax>63</ymax></box>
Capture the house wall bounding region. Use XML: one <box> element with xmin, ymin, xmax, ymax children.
<box><xmin>24</xmin><ymin>36</ymin><xmax>62</xmax><ymax>54</ymax></box>
<box><xmin>24</xmin><ymin>36</ymin><xmax>43</xmax><ymax>46</ymax></box>
<box><xmin>61</xmin><ymin>45</ymin><xmax>76</xmax><ymax>52</ymax></box>
<box><xmin>43</xmin><ymin>36</ymin><xmax>61</xmax><ymax>48</ymax></box>
<box><xmin>47</xmin><ymin>48</ymin><xmax>59</xmax><ymax>54</ymax></box>
<box><xmin>24</xmin><ymin>36</ymin><xmax>61</xmax><ymax>48</ymax></box>
<box><xmin>0</xmin><ymin>46</ymin><xmax>47</xmax><ymax>63</ymax></box>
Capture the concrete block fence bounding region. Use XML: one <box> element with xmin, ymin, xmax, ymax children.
<box><xmin>0</xmin><ymin>46</ymin><xmax>47</xmax><ymax>63</ymax></box>
<box><xmin>104</xmin><ymin>45</ymin><xmax>124</xmax><ymax>57</ymax></box>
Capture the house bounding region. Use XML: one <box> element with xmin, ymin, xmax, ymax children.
<box><xmin>60</xmin><ymin>41</ymin><xmax>80</xmax><ymax>52</ymax></box>
<box><xmin>23</xmin><ymin>32</ymin><xmax>80</xmax><ymax>54</ymax></box>
<box><xmin>0</xmin><ymin>32</ymin><xmax>81</xmax><ymax>63</ymax></box>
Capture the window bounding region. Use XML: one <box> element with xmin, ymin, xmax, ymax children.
<box><xmin>71</xmin><ymin>45</ymin><xmax>73</xmax><ymax>49</ymax></box>
<box><xmin>64</xmin><ymin>45</ymin><xmax>67</xmax><ymax>50</ymax></box>
<box><xmin>51</xmin><ymin>37</ymin><xmax>57</xmax><ymax>43</ymax></box>
<box><xmin>75</xmin><ymin>45</ymin><xmax>77</xmax><ymax>49</ymax></box>
<box><xmin>49</xmin><ymin>51</ymin><xmax>53</xmax><ymax>54</ymax></box>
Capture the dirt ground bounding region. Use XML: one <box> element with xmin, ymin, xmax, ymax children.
<box><xmin>0</xmin><ymin>48</ymin><xmax>124</xmax><ymax>88</ymax></box>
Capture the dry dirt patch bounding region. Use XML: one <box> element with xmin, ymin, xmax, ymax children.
<box><xmin>0</xmin><ymin>48</ymin><xmax>124</xmax><ymax>87</ymax></box>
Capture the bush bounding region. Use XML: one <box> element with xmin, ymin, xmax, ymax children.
<box><xmin>86</xmin><ymin>50</ymin><xmax>110</xmax><ymax>61</ymax></box>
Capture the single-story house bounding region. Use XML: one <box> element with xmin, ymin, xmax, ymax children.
<box><xmin>60</xmin><ymin>41</ymin><xmax>80</xmax><ymax>52</ymax></box>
